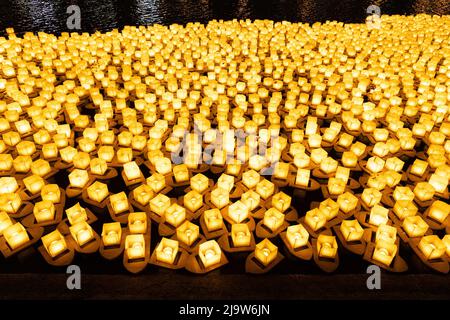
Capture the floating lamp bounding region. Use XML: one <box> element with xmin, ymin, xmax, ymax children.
<box><xmin>255</xmin><ymin>238</ymin><xmax>278</xmax><ymax>266</ymax></box>
<box><xmin>210</xmin><ymin>187</ymin><xmax>230</xmax><ymax>209</ymax></box>
<box><xmin>33</xmin><ymin>200</ymin><xmax>55</xmax><ymax>223</ymax></box>
<box><xmin>165</xmin><ymin>203</ymin><xmax>186</xmax><ymax>228</ymax></box>
<box><xmin>228</xmin><ymin>200</ymin><xmax>249</xmax><ymax>224</ymax></box>
<box><xmin>177</xmin><ymin>221</ymin><xmax>199</xmax><ymax>246</ymax></box>
<box><xmin>149</xmin><ymin>194</ymin><xmax>171</xmax><ymax>216</ymax></box>
<box><xmin>286</xmin><ymin>224</ymin><xmax>309</xmax><ymax>249</ymax></box>
<box><xmin>69</xmin><ymin>221</ymin><xmax>95</xmax><ymax>246</ymax></box>
<box><xmin>393</xmin><ymin>200</ymin><xmax>418</xmax><ymax>220</ymax></box>
<box><xmin>376</xmin><ymin>224</ymin><xmax>397</xmax><ymax>244</ymax></box>
<box><xmin>418</xmin><ymin>235</ymin><xmax>446</xmax><ymax>260</ymax></box>
<box><xmin>68</xmin><ymin>169</ymin><xmax>89</xmax><ymax>188</ymax></box>
<box><xmin>23</xmin><ymin>174</ymin><xmax>45</xmax><ymax>194</ymax></box>
<box><xmin>128</xmin><ymin>212</ymin><xmax>148</xmax><ymax>234</ymax></box>
<box><xmin>203</xmin><ymin>208</ymin><xmax>223</xmax><ymax>232</ymax></box>
<box><xmin>190</xmin><ymin>173</ymin><xmax>209</xmax><ymax>193</ymax></box>
<box><xmin>317</xmin><ymin>234</ymin><xmax>338</xmax><ymax>258</ymax></box>
<box><xmin>0</xmin><ymin>211</ymin><xmax>13</xmax><ymax>235</ymax></box>
<box><xmin>155</xmin><ymin>238</ymin><xmax>179</xmax><ymax>264</ymax></box>
<box><xmin>66</xmin><ymin>203</ymin><xmax>87</xmax><ymax>225</ymax></box>
<box><xmin>340</xmin><ymin>220</ymin><xmax>364</xmax><ymax>242</ymax></box>
<box><xmin>263</xmin><ymin>208</ymin><xmax>284</xmax><ymax>232</ymax></box>
<box><xmin>231</xmin><ymin>223</ymin><xmax>251</xmax><ymax>247</ymax></box>
<box><xmin>87</xmin><ymin>181</ymin><xmax>109</xmax><ymax>203</ymax></box>
<box><xmin>4</xmin><ymin>222</ymin><xmax>30</xmax><ymax>250</ymax></box>
<box><xmin>184</xmin><ymin>190</ymin><xmax>203</xmax><ymax>212</ymax></box>
<box><xmin>125</xmin><ymin>234</ymin><xmax>146</xmax><ymax>260</ymax></box>
<box><xmin>427</xmin><ymin>200</ymin><xmax>450</xmax><ymax>223</ymax></box>
<box><xmin>402</xmin><ymin>216</ymin><xmax>429</xmax><ymax>238</ymax></box>
<box><xmin>373</xmin><ymin>240</ymin><xmax>397</xmax><ymax>266</ymax></box>
<box><xmin>42</xmin><ymin>230</ymin><xmax>67</xmax><ymax>258</ymax></box>
<box><xmin>101</xmin><ymin>222</ymin><xmax>122</xmax><ymax>246</ymax></box>
<box><xmin>198</xmin><ymin>240</ymin><xmax>222</xmax><ymax>268</ymax></box>
<box><xmin>305</xmin><ymin>208</ymin><xmax>327</xmax><ymax>231</ymax></box>
<box><xmin>132</xmin><ymin>184</ymin><xmax>154</xmax><ymax>206</ymax></box>
<box><xmin>110</xmin><ymin>192</ymin><xmax>130</xmax><ymax>215</ymax></box>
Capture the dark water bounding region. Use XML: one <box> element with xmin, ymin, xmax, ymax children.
<box><xmin>0</xmin><ymin>0</ymin><xmax>449</xmax><ymax>34</ymax></box>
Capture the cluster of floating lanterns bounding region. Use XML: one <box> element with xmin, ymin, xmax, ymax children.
<box><xmin>0</xmin><ymin>14</ymin><xmax>449</xmax><ymax>274</ymax></box>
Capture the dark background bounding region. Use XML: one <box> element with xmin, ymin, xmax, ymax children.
<box><xmin>0</xmin><ymin>0</ymin><xmax>449</xmax><ymax>34</ymax></box>
<box><xmin>0</xmin><ymin>0</ymin><xmax>449</xmax><ymax>300</ymax></box>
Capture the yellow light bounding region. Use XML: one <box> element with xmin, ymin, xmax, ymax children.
<box><xmin>242</xmin><ymin>170</ymin><xmax>260</xmax><ymax>189</ymax></box>
<box><xmin>155</xmin><ymin>238</ymin><xmax>179</xmax><ymax>264</ymax></box>
<box><xmin>373</xmin><ymin>240</ymin><xmax>397</xmax><ymax>266</ymax></box>
<box><xmin>3</xmin><ymin>223</ymin><xmax>29</xmax><ymax>250</ymax></box>
<box><xmin>286</xmin><ymin>224</ymin><xmax>309</xmax><ymax>249</ymax></box>
<box><xmin>198</xmin><ymin>240</ymin><xmax>222</xmax><ymax>268</ymax></box>
<box><xmin>271</xmin><ymin>192</ymin><xmax>291</xmax><ymax>213</ymax></box>
<box><xmin>418</xmin><ymin>235</ymin><xmax>446</xmax><ymax>260</ymax></box>
<box><xmin>184</xmin><ymin>190</ymin><xmax>203</xmax><ymax>212</ymax></box>
<box><xmin>263</xmin><ymin>208</ymin><xmax>285</xmax><ymax>232</ymax></box>
<box><xmin>128</xmin><ymin>212</ymin><xmax>148</xmax><ymax>234</ymax></box>
<box><xmin>340</xmin><ymin>220</ymin><xmax>364</xmax><ymax>242</ymax></box>
<box><xmin>109</xmin><ymin>192</ymin><xmax>129</xmax><ymax>214</ymax></box>
<box><xmin>125</xmin><ymin>234</ymin><xmax>146</xmax><ymax>260</ymax></box>
<box><xmin>295</xmin><ymin>168</ymin><xmax>310</xmax><ymax>187</ymax></box>
<box><xmin>256</xmin><ymin>179</ymin><xmax>275</xmax><ymax>199</ymax></box>
<box><xmin>132</xmin><ymin>184</ymin><xmax>154</xmax><ymax>206</ymax></box>
<box><xmin>33</xmin><ymin>200</ymin><xmax>55</xmax><ymax>223</ymax></box>
<box><xmin>87</xmin><ymin>181</ymin><xmax>109</xmax><ymax>203</ymax></box>
<box><xmin>428</xmin><ymin>174</ymin><xmax>448</xmax><ymax>194</ymax></box>
<box><xmin>68</xmin><ymin>169</ymin><xmax>90</xmax><ymax>188</ymax></box>
<box><xmin>361</xmin><ymin>188</ymin><xmax>382</xmax><ymax>207</ymax></box>
<box><xmin>317</xmin><ymin>234</ymin><xmax>338</xmax><ymax>258</ymax></box>
<box><xmin>428</xmin><ymin>200</ymin><xmax>450</xmax><ymax>223</ymax></box>
<box><xmin>0</xmin><ymin>211</ymin><xmax>13</xmax><ymax>235</ymax></box>
<box><xmin>123</xmin><ymin>161</ymin><xmax>142</xmax><ymax>180</ymax></box>
<box><xmin>190</xmin><ymin>173</ymin><xmax>209</xmax><ymax>193</ymax></box>
<box><xmin>211</xmin><ymin>187</ymin><xmax>230</xmax><ymax>209</ymax></box>
<box><xmin>154</xmin><ymin>157</ymin><xmax>172</xmax><ymax>175</ymax></box>
<box><xmin>149</xmin><ymin>194</ymin><xmax>171</xmax><ymax>216</ymax></box>
<box><xmin>0</xmin><ymin>177</ymin><xmax>18</xmax><ymax>194</ymax></box>
<box><xmin>305</xmin><ymin>208</ymin><xmax>327</xmax><ymax>231</ymax></box>
<box><xmin>228</xmin><ymin>200</ymin><xmax>249</xmax><ymax>224</ymax></box>
<box><xmin>165</xmin><ymin>203</ymin><xmax>186</xmax><ymax>228</ymax></box>
<box><xmin>69</xmin><ymin>222</ymin><xmax>94</xmax><ymax>247</ymax></box>
<box><xmin>319</xmin><ymin>198</ymin><xmax>340</xmax><ymax>221</ymax></box>
<box><xmin>376</xmin><ymin>224</ymin><xmax>397</xmax><ymax>244</ymax></box>
<box><xmin>255</xmin><ymin>238</ymin><xmax>278</xmax><ymax>266</ymax></box>
<box><xmin>393</xmin><ymin>200</ymin><xmax>418</xmax><ymax>220</ymax></box>
<box><xmin>402</xmin><ymin>215</ymin><xmax>429</xmax><ymax>238</ymax></box>
<box><xmin>217</xmin><ymin>174</ymin><xmax>234</xmax><ymax>193</ymax></box>
<box><xmin>413</xmin><ymin>182</ymin><xmax>435</xmax><ymax>201</ymax></box>
<box><xmin>231</xmin><ymin>223</ymin><xmax>251</xmax><ymax>247</ymax></box>
<box><xmin>176</xmin><ymin>221</ymin><xmax>199</xmax><ymax>246</ymax></box>
<box><xmin>101</xmin><ymin>222</ymin><xmax>122</xmax><ymax>246</ymax></box>
<box><xmin>42</xmin><ymin>230</ymin><xmax>68</xmax><ymax>258</ymax></box>
<box><xmin>410</xmin><ymin>159</ymin><xmax>428</xmax><ymax>176</ymax></box>
<box><xmin>369</xmin><ymin>205</ymin><xmax>389</xmax><ymax>226</ymax></box>
<box><xmin>337</xmin><ymin>192</ymin><xmax>359</xmax><ymax>213</ymax></box>
<box><xmin>146</xmin><ymin>173</ymin><xmax>166</xmax><ymax>193</ymax></box>
<box><xmin>203</xmin><ymin>208</ymin><xmax>223</xmax><ymax>232</ymax></box>
<box><xmin>66</xmin><ymin>203</ymin><xmax>88</xmax><ymax>225</ymax></box>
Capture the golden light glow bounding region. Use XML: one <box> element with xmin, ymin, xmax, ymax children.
<box><xmin>125</xmin><ymin>234</ymin><xmax>146</xmax><ymax>260</ymax></box>
<box><xmin>373</xmin><ymin>240</ymin><xmax>397</xmax><ymax>266</ymax></box>
<box><xmin>231</xmin><ymin>223</ymin><xmax>251</xmax><ymax>247</ymax></box>
<box><xmin>203</xmin><ymin>208</ymin><xmax>223</xmax><ymax>232</ymax></box>
<box><xmin>4</xmin><ymin>222</ymin><xmax>29</xmax><ymax>250</ymax></box>
<box><xmin>42</xmin><ymin>230</ymin><xmax>68</xmax><ymax>257</ymax></box>
<box><xmin>69</xmin><ymin>222</ymin><xmax>94</xmax><ymax>247</ymax></box>
<box><xmin>286</xmin><ymin>224</ymin><xmax>309</xmax><ymax>249</ymax></box>
<box><xmin>156</xmin><ymin>238</ymin><xmax>179</xmax><ymax>264</ymax></box>
<box><xmin>340</xmin><ymin>220</ymin><xmax>364</xmax><ymax>242</ymax></box>
<box><xmin>376</xmin><ymin>224</ymin><xmax>397</xmax><ymax>244</ymax></box>
<box><xmin>87</xmin><ymin>181</ymin><xmax>109</xmax><ymax>202</ymax></box>
<box><xmin>418</xmin><ymin>235</ymin><xmax>446</xmax><ymax>260</ymax></box>
<box><xmin>102</xmin><ymin>222</ymin><xmax>122</xmax><ymax>246</ymax></box>
<box><xmin>255</xmin><ymin>238</ymin><xmax>278</xmax><ymax>266</ymax></box>
<box><xmin>317</xmin><ymin>234</ymin><xmax>338</xmax><ymax>259</ymax></box>
<box><xmin>176</xmin><ymin>221</ymin><xmax>199</xmax><ymax>246</ymax></box>
<box><xmin>198</xmin><ymin>240</ymin><xmax>222</xmax><ymax>268</ymax></box>
<box><xmin>128</xmin><ymin>212</ymin><xmax>148</xmax><ymax>234</ymax></box>
<box><xmin>33</xmin><ymin>200</ymin><xmax>55</xmax><ymax>223</ymax></box>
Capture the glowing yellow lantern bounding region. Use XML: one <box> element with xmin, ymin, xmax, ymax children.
<box><xmin>228</xmin><ymin>200</ymin><xmax>249</xmax><ymax>224</ymax></box>
<box><xmin>428</xmin><ymin>174</ymin><xmax>448</xmax><ymax>194</ymax></box>
<box><xmin>340</xmin><ymin>220</ymin><xmax>364</xmax><ymax>242</ymax></box>
<box><xmin>101</xmin><ymin>222</ymin><xmax>122</xmax><ymax>246</ymax></box>
<box><xmin>255</xmin><ymin>238</ymin><xmax>278</xmax><ymax>266</ymax></box>
<box><xmin>442</xmin><ymin>235</ymin><xmax>450</xmax><ymax>257</ymax></box>
<box><xmin>69</xmin><ymin>221</ymin><xmax>94</xmax><ymax>247</ymax></box>
<box><xmin>231</xmin><ymin>223</ymin><xmax>251</xmax><ymax>247</ymax></box>
<box><xmin>16</xmin><ymin>141</ymin><xmax>35</xmax><ymax>156</ymax></box>
<box><xmin>317</xmin><ymin>234</ymin><xmax>338</xmax><ymax>258</ymax></box>
<box><xmin>203</xmin><ymin>208</ymin><xmax>223</xmax><ymax>231</ymax></box>
<box><xmin>256</xmin><ymin>179</ymin><xmax>275</xmax><ymax>199</ymax></box>
<box><xmin>87</xmin><ymin>181</ymin><xmax>109</xmax><ymax>202</ymax></box>
<box><xmin>98</xmin><ymin>146</ymin><xmax>115</xmax><ymax>162</ymax></box>
<box><xmin>295</xmin><ymin>168</ymin><xmax>310</xmax><ymax>187</ymax></box>
<box><xmin>413</xmin><ymin>182</ymin><xmax>435</xmax><ymax>201</ymax></box>
<box><xmin>286</xmin><ymin>224</ymin><xmax>309</xmax><ymax>249</ymax></box>
<box><xmin>410</xmin><ymin>159</ymin><xmax>428</xmax><ymax>176</ymax></box>
<box><xmin>393</xmin><ymin>200</ymin><xmax>418</xmax><ymax>220</ymax></box>
<box><xmin>242</xmin><ymin>170</ymin><xmax>260</xmax><ymax>189</ymax></box>
<box><xmin>155</xmin><ymin>238</ymin><xmax>179</xmax><ymax>264</ymax></box>
<box><xmin>198</xmin><ymin>240</ymin><xmax>222</xmax><ymax>268</ymax></box>
<box><xmin>369</xmin><ymin>205</ymin><xmax>389</xmax><ymax>226</ymax></box>
<box><xmin>376</xmin><ymin>224</ymin><xmax>397</xmax><ymax>244</ymax></box>
<box><xmin>173</xmin><ymin>164</ymin><xmax>189</xmax><ymax>183</ymax></box>
<box><xmin>73</xmin><ymin>152</ymin><xmax>90</xmax><ymax>169</ymax></box>
<box><xmin>217</xmin><ymin>174</ymin><xmax>234</xmax><ymax>193</ymax></box>
<box><xmin>165</xmin><ymin>203</ymin><xmax>186</xmax><ymax>228</ymax></box>
<box><xmin>149</xmin><ymin>194</ymin><xmax>171</xmax><ymax>216</ymax></box>
<box><xmin>4</xmin><ymin>223</ymin><xmax>30</xmax><ymax>250</ymax></box>
<box><xmin>271</xmin><ymin>192</ymin><xmax>291</xmax><ymax>213</ymax></box>
<box><xmin>361</xmin><ymin>188</ymin><xmax>382</xmax><ymax>207</ymax></box>
<box><xmin>418</xmin><ymin>235</ymin><xmax>446</xmax><ymax>260</ymax></box>
<box><xmin>66</xmin><ymin>203</ymin><xmax>87</xmax><ymax>225</ymax></box>
<box><xmin>132</xmin><ymin>184</ymin><xmax>154</xmax><ymax>206</ymax></box>
<box><xmin>89</xmin><ymin>158</ymin><xmax>108</xmax><ymax>176</ymax></box>
<box><xmin>211</xmin><ymin>187</ymin><xmax>230</xmax><ymax>209</ymax></box>
<box><xmin>263</xmin><ymin>208</ymin><xmax>285</xmax><ymax>232</ymax></box>
<box><xmin>125</xmin><ymin>234</ymin><xmax>146</xmax><ymax>260</ymax></box>
<box><xmin>128</xmin><ymin>212</ymin><xmax>148</xmax><ymax>234</ymax></box>
<box><xmin>42</xmin><ymin>143</ymin><xmax>58</xmax><ymax>159</ymax></box>
<box><xmin>42</xmin><ymin>230</ymin><xmax>68</xmax><ymax>258</ymax></box>
<box><xmin>427</xmin><ymin>200</ymin><xmax>450</xmax><ymax>223</ymax></box>
<box><xmin>0</xmin><ymin>211</ymin><xmax>13</xmax><ymax>235</ymax></box>
<box><xmin>68</xmin><ymin>169</ymin><xmax>90</xmax><ymax>188</ymax></box>
<box><xmin>373</xmin><ymin>240</ymin><xmax>397</xmax><ymax>266</ymax></box>
<box><xmin>147</xmin><ymin>173</ymin><xmax>166</xmax><ymax>193</ymax></box>
<box><xmin>337</xmin><ymin>192</ymin><xmax>359</xmax><ymax>213</ymax></box>
<box><xmin>177</xmin><ymin>221</ymin><xmax>199</xmax><ymax>246</ymax></box>
<box><xmin>274</xmin><ymin>162</ymin><xmax>290</xmax><ymax>179</ymax></box>
<box><xmin>393</xmin><ymin>186</ymin><xmax>415</xmax><ymax>202</ymax></box>
<box><xmin>319</xmin><ymin>198</ymin><xmax>340</xmax><ymax>221</ymax></box>
<box><xmin>33</xmin><ymin>200</ymin><xmax>55</xmax><ymax>223</ymax></box>
<box><xmin>60</xmin><ymin>146</ymin><xmax>77</xmax><ymax>163</ymax></box>
<box><xmin>23</xmin><ymin>174</ymin><xmax>45</xmax><ymax>194</ymax></box>
<box><xmin>109</xmin><ymin>192</ymin><xmax>129</xmax><ymax>214</ymax></box>
<box><xmin>190</xmin><ymin>173</ymin><xmax>209</xmax><ymax>193</ymax></box>
<box><xmin>402</xmin><ymin>215</ymin><xmax>428</xmax><ymax>238</ymax></box>
<box><xmin>0</xmin><ymin>177</ymin><xmax>18</xmax><ymax>194</ymax></box>
<box><xmin>154</xmin><ymin>157</ymin><xmax>172</xmax><ymax>175</ymax></box>
<box><xmin>305</xmin><ymin>208</ymin><xmax>327</xmax><ymax>231</ymax></box>
<box><xmin>123</xmin><ymin>161</ymin><xmax>142</xmax><ymax>181</ymax></box>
